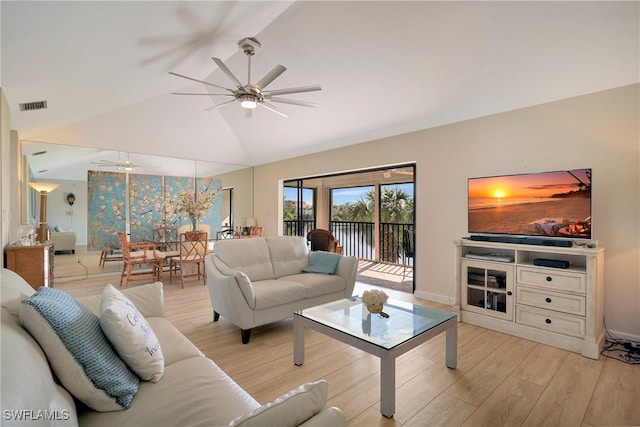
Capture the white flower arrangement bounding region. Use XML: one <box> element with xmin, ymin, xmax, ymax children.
<box><xmin>361</xmin><ymin>289</ymin><xmax>389</xmax><ymax>306</ymax></box>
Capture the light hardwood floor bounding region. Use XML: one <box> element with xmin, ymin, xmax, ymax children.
<box><xmin>56</xmin><ymin>274</ymin><xmax>639</xmax><ymax>427</ymax></box>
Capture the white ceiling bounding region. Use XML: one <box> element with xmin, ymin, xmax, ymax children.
<box><xmin>2</xmin><ymin>1</ymin><xmax>638</xmax><ymax>181</ymax></box>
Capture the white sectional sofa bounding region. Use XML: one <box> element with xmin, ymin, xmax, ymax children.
<box><xmin>1</xmin><ymin>268</ymin><xmax>346</xmax><ymax>426</ymax></box>
<box><xmin>205</xmin><ymin>236</ymin><xmax>358</xmax><ymax>343</ymax></box>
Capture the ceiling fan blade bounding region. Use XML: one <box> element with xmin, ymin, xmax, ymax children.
<box><xmin>259</xmin><ymin>102</ymin><xmax>288</xmax><ymax>118</ymax></box>
<box><xmin>267</xmin><ymin>97</ymin><xmax>318</xmax><ymax>108</ymax></box>
<box><xmin>168</xmin><ymin>71</ymin><xmax>234</xmax><ymax>92</ymax></box>
<box><xmin>172</xmin><ymin>92</ymin><xmax>234</xmax><ymax>96</ymax></box>
<box><xmin>253</xmin><ymin>64</ymin><xmax>287</xmax><ymax>92</ymax></box>
<box><xmin>203</xmin><ymin>99</ymin><xmax>236</xmax><ymax>111</ymax></box>
<box><xmin>262</xmin><ymin>85</ymin><xmax>321</xmax><ymax>97</ymax></box>
<box><xmin>212</xmin><ymin>57</ymin><xmax>244</xmax><ymax>89</ymax></box>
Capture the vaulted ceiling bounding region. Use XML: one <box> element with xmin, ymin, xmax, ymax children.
<box><xmin>2</xmin><ymin>1</ymin><xmax>638</xmax><ymax>180</ymax></box>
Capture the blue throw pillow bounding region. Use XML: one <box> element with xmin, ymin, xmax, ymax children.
<box><xmin>19</xmin><ymin>287</ymin><xmax>139</xmax><ymax>411</ymax></box>
<box><xmin>303</xmin><ymin>251</ymin><xmax>341</xmax><ymax>275</ymax></box>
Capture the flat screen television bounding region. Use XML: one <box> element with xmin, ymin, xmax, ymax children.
<box><xmin>468</xmin><ymin>168</ymin><xmax>592</xmax><ymax>240</ymax></box>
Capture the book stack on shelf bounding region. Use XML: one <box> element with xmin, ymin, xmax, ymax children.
<box><xmin>467</xmin><ymin>273</ymin><xmax>486</xmax><ymax>286</ymax></box>
<box><xmin>486</xmin><ymin>292</ymin><xmax>499</xmax><ymax>310</ymax></box>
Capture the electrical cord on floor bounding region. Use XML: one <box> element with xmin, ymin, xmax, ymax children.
<box><xmin>600</xmin><ymin>317</ymin><xmax>640</xmax><ymax>365</ymax></box>
<box><xmin>59</xmin><ymin>259</ymin><xmax>89</xmax><ymax>284</ymax></box>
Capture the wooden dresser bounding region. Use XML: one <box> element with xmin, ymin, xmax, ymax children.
<box><xmin>6</xmin><ymin>242</ymin><xmax>55</xmax><ymax>290</ymax></box>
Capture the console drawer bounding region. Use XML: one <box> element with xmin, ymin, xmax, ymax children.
<box><xmin>516</xmin><ymin>266</ymin><xmax>586</xmax><ymax>293</ymax></box>
<box><xmin>515</xmin><ymin>305</ymin><xmax>585</xmax><ymax>338</ymax></box>
<box><xmin>516</xmin><ymin>286</ymin><xmax>585</xmax><ymax>316</ymax></box>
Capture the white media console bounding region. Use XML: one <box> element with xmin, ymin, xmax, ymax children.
<box><xmin>454</xmin><ymin>238</ymin><xmax>605</xmax><ymax>359</ymax></box>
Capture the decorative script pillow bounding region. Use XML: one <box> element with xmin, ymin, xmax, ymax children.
<box><xmin>100</xmin><ymin>284</ymin><xmax>164</xmax><ymax>382</ymax></box>
<box><xmin>19</xmin><ymin>287</ymin><xmax>139</xmax><ymax>411</ymax></box>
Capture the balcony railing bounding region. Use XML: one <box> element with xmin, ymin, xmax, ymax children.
<box><xmin>283</xmin><ymin>220</ymin><xmax>315</xmax><ymax>237</ymax></box>
<box><xmin>284</xmin><ymin>220</ymin><xmax>414</xmax><ymax>267</ymax></box>
<box><xmin>379</xmin><ymin>222</ymin><xmax>414</xmax><ymax>267</ymax></box>
<box><xmin>331</xmin><ymin>221</ymin><xmax>375</xmax><ymax>260</ymax></box>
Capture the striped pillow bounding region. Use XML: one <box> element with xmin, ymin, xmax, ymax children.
<box><xmin>19</xmin><ymin>287</ymin><xmax>139</xmax><ymax>411</ymax></box>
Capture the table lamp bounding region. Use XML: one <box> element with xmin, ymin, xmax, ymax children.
<box><xmin>28</xmin><ymin>182</ymin><xmax>60</xmax><ymax>243</ymax></box>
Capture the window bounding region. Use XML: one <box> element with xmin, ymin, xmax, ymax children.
<box><xmin>283</xmin><ymin>181</ymin><xmax>315</xmax><ymax>236</ymax></box>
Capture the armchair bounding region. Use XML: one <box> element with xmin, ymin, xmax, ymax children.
<box><xmin>306</xmin><ymin>229</ymin><xmax>340</xmax><ymax>253</ymax></box>
<box><xmin>50</xmin><ymin>229</ymin><xmax>76</xmax><ymax>254</ymax></box>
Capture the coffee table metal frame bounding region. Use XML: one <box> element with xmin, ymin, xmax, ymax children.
<box><xmin>293</xmin><ymin>298</ymin><xmax>457</xmax><ymax>418</ymax></box>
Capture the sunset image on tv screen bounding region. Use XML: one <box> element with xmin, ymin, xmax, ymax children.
<box><xmin>468</xmin><ymin>168</ymin><xmax>591</xmax><ymax>238</ymax></box>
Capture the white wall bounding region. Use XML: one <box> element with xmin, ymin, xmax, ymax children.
<box><xmin>250</xmin><ymin>85</ymin><xmax>640</xmax><ymax>340</ymax></box>
<box><xmin>211</xmin><ymin>167</ymin><xmax>254</xmax><ymax>231</ymax></box>
<box><xmin>44</xmin><ymin>179</ymin><xmax>88</xmax><ymax>245</ymax></box>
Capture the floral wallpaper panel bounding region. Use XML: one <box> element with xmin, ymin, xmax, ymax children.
<box><xmin>164</xmin><ymin>176</ymin><xmax>194</xmax><ymax>230</ymax></box>
<box><xmin>87</xmin><ymin>171</ymin><xmax>126</xmax><ymax>251</ymax></box>
<box><xmin>197</xmin><ymin>177</ymin><xmax>223</xmax><ymax>237</ymax></box>
<box><xmin>129</xmin><ymin>174</ymin><xmax>164</xmax><ymax>243</ymax></box>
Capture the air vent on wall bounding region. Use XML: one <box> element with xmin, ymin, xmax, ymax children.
<box><xmin>19</xmin><ymin>100</ymin><xmax>47</xmax><ymax>111</ymax></box>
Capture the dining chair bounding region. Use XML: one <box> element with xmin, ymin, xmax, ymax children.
<box><xmin>216</xmin><ymin>228</ymin><xmax>237</xmax><ymax>240</ymax></box>
<box><xmin>153</xmin><ymin>226</ymin><xmax>180</xmax><ymax>259</ymax></box>
<box><xmin>117</xmin><ymin>231</ymin><xmax>165</xmax><ymax>288</ymax></box>
<box><xmin>169</xmin><ymin>231</ymin><xmax>208</xmax><ymax>288</ymax></box>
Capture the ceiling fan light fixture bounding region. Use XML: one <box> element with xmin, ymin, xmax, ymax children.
<box><xmin>170</xmin><ymin>37</ymin><xmax>321</xmax><ymax>117</ymax></box>
<box><xmin>239</xmin><ymin>94</ymin><xmax>257</xmax><ymax>109</ymax></box>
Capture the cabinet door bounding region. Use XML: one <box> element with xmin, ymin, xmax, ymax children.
<box><xmin>461</xmin><ymin>259</ymin><xmax>514</xmax><ymax>320</ymax></box>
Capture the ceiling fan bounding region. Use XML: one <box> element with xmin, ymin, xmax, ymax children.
<box><xmin>90</xmin><ymin>152</ymin><xmax>151</xmax><ymax>171</ymax></box>
<box><xmin>169</xmin><ymin>37</ymin><xmax>321</xmax><ymax>118</ymax></box>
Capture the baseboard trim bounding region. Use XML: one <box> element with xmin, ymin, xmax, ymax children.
<box><xmin>414</xmin><ymin>290</ymin><xmax>453</xmax><ymax>305</ymax></box>
<box><xmin>606</xmin><ymin>328</ymin><xmax>640</xmax><ymax>344</ymax></box>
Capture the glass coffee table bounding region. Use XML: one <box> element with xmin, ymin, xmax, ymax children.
<box><xmin>294</xmin><ymin>297</ymin><xmax>457</xmax><ymax>418</ymax></box>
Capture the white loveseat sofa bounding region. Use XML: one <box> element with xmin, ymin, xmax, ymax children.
<box><xmin>49</xmin><ymin>229</ymin><xmax>77</xmax><ymax>254</ymax></box>
<box><xmin>205</xmin><ymin>236</ymin><xmax>358</xmax><ymax>344</ymax></box>
<box><xmin>1</xmin><ymin>268</ymin><xmax>346</xmax><ymax>426</ymax></box>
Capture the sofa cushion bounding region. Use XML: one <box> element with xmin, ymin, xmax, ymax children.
<box><xmin>78</xmin><ymin>281</ymin><xmax>165</xmax><ymax>319</ymax></box>
<box><xmin>146</xmin><ymin>317</ymin><xmax>204</xmax><ymax>365</ymax></box>
<box><xmin>266</xmin><ymin>236</ymin><xmax>309</xmax><ymax>278</ymax></box>
<box><xmin>1</xmin><ymin>309</ymin><xmax>79</xmax><ymax>426</ymax></box>
<box><xmin>1</xmin><ymin>268</ymin><xmax>35</xmax><ymax>316</ymax></box>
<box><xmin>252</xmin><ymin>280</ymin><xmax>308</xmax><ymax>310</ymax></box>
<box><xmin>302</xmin><ymin>251</ymin><xmax>341</xmax><ymax>275</ymax></box>
<box><xmin>214</xmin><ymin>238</ymin><xmax>275</xmax><ymax>281</ymax></box>
<box><xmin>279</xmin><ymin>273</ymin><xmax>347</xmax><ymax>299</ymax></box>
<box><xmin>19</xmin><ymin>287</ymin><xmax>139</xmax><ymax>411</ymax></box>
<box><xmin>229</xmin><ymin>380</ymin><xmax>328</xmax><ymax>427</ymax></box>
<box><xmin>100</xmin><ymin>284</ymin><xmax>164</xmax><ymax>382</ymax></box>
<box><xmin>77</xmin><ymin>356</ymin><xmax>260</xmax><ymax>427</ymax></box>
